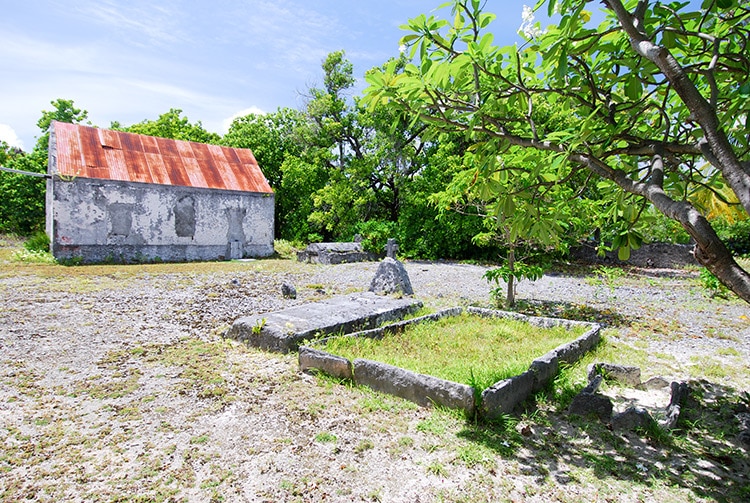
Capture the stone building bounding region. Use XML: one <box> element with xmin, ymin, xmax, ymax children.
<box><xmin>46</xmin><ymin>121</ymin><xmax>274</xmax><ymax>263</ymax></box>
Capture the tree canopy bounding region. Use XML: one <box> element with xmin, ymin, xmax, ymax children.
<box><xmin>111</xmin><ymin>108</ymin><xmax>220</xmax><ymax>144</ymax></box>
<box><xmin>0</xmin><ymin>99</ymin><xmax>91</xmax><ymax>235</ymax></box>
<box><xmin>363</xmin><ymin>0</ymin><xmax>750</xmax><ymax>302</ymax></box>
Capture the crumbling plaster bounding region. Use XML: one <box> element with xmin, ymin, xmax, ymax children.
<box><xmin>48</xmin><ymin>176</ymin><xmax>274</xmax><ymax>263</ymax></box>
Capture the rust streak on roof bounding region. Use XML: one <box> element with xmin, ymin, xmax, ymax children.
<box><xmin>52</xmin><ymin>121</ymin><xmax>272</xmax><ymax>193</ymax></box>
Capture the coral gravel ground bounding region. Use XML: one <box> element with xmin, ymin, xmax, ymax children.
<box><xmin>1</xmin><ymin>238</ymin><xmax>749</xmax><ymax>502</ymax></box>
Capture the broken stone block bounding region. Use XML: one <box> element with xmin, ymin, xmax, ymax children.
<box><xmin>281</xmin><ymin>282</ymin><xmax>297</xmax><ymax>299</ymax></box>
<box><xmin>581</xmin><ymin>374</ymin><xmax>604</xmax><ymax>394</ymax></box>
<box><xmin>353</xmin><ymin>359</ymin><xmax>475</xmax><ymax>416</ymax></box>
<box><xmin>297</xmin><ymin>242</ymin><xmax>372</xmax><ymax>264</ymax></box>
<box><xmin>612</xmin><ymin>406</ymin><xmax>655</xmax><ymax>431</ymax></box>
<box><xmin>639</xmin><ymin>376</ymin><xmax>670</xmax><ymax>390</ymax></box>
<box><xmin>299</xmin><ymin>346</ymin><xmax>353</xmax><ymax>380</ymax></box>
<box><xmin>369</xmin><ymin>257</ymin><xmax>414</xmax><ymax>296</ymax></box>
<box><xmin>660</xmin><ymin>381</ymin><xmax>690</xmax><ymax>430</ymax></box>
<box><xmin>568</xmin><ymin>392</ymin><xmax>613</xmax><ymax>422</ymax></box>
<box><xmin>588</xmin><ymin>362</ymin><xmax>641</xmax><ymax>387</ymax></box>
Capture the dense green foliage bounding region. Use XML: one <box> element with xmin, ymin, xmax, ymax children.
<box><xmin>0</xmin><ymin>147</ymin><xmax>47</xmax><ymax>235</ymax></box>
<box><xmin>0</xmin><ymin>99</ymin><xmax>89</xmax><ymax>235</ymax></box>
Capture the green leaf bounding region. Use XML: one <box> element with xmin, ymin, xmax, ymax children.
<box><xmin>625</xmin><ymin>75</ymin><xmax>642</xmax><ymax>100</ymax></box>
<box><xmin>618</xmin><ymin>245</ymin><xmax>631</xmax><ymax>261</ymax></box>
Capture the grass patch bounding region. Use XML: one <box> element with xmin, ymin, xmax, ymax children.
<box><xmin>323</xmin><ymin>312</ymin><xmax>587</xmax><ymax>391</ymax></box>
<box><xmin>314</xmin><ymin>432</ymin><xmax>337</xmax><ymax>443</ymax></box>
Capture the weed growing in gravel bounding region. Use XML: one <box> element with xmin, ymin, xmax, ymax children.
<box><xmin>426</xmin><ymin>461</ymin><xmax>448</xmax><ymax>476</ymax></box>
<box><xmin>587</xmin><ymin>265</ymin><xmax>628</xmax><ymax>291</ymax></box>
<box><xmin>10</xmin><ymin>248</ymin><xmax>57</xmax><ymax>264</ymax></box>
<box><xmin>314</xmin><ymin>432</ymin><xmax>337</xmax><ymax>443</ymax></box>
<box><xmin>354</xmin><ymin>439</ymin><xmax>375</xmax><ymax>454</ymax></box>
<box><xmin>356</xmin><ymin>388</ymin><xmax>418</xmax><ymax>414</ymax></box>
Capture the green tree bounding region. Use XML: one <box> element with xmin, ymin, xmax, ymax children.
<box><xmin>304</xmin><ymin>50</ymin><xmax>363</xmax><ymax>170</ymax></box>
<box><xmin>0</xmin><ymin>99</ymin><xmax>89</xmax><ymax>235</ymax></box>
<box><xmin>279</xmin><ymin>156</ymin><xmax>329</xmax><ymax>242</ymax></box>
<box><xmin>0</xmin><ymin>146</ymin><xmax>47</xmax><ymax>235</ymax></box>
<box><xmin>36</xmin><ymin>98</ymin><xmax>89</xmax><ymax>153</ymax></box>
<box><xmin>364</xmin><ymin>0</ymin><xmax>750</xmax><ymax>303</ymax></box>
<box><xmin>222</xmin><ymin>108</ymin><xmax>306</xmax><ymax>237</ymax></box>
<box><xmin>112</xmin><ymin>108</ymin><xmax>220</xmax><ymax>144</ymax></box>
<box><xmin>396</xmin><ymin>136</ymin><xmax>487</xmax><ymax>259</ymax></box>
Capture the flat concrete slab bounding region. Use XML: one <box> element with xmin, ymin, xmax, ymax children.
<box><xmin>225</xmin><ymin>292</ymin><xmax>422</xmax><ymax>353</ymax></box>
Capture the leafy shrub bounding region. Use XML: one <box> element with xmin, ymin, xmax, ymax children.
<box><xmin>713</xmin><ymin>219</ymin><xmax>750</xmax><ymax>257</ymax></box>
<box><xmin>639</xmin><ymin>210</ymin><xmax>691</xmax><ymax>244</ymax></box>
<box><xmin>699</xmin><ymin>268</ymin><xmax>730</xmax><ymax>299</ymax></box>
<box><xmin>0</xmin><ymin>153</ymin><xmax>47</xmax><ymax>236</ymax></box>
<box><xmin>353</xmin><ymin>220</ymin><xmax>396</xmax><ymax>255</ymax></box>
<box><xmin>273</xmin><ymin>239</ymin><xmax>301</xmax><ymax>260</ymax></box>
<box><xmin>24</xmin><ymin>231</ymin><xmax>50</xmax><ymax>253</ymax></box>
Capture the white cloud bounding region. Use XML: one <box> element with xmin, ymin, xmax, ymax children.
<box><xmin>73</xmin><ymin>0</ymin><xmax>185</xmax><ymax>47</ymax></box>
<box><xmin>0</xmin><ymin>124</ymin><xmax>24</xmax><ymax>150</ymax></box>
<box><xmin>221</xmin><ymin>106</ymin><xmax>268</xmax><ymax>133</ymax></box>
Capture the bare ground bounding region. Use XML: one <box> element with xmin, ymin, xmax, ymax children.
<box><xmin>1</xmin><ymin>245</ymin><xmax>749</xmax><ymax>502</ymax></box>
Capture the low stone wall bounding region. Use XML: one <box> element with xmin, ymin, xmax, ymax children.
<box><xmin>474</xmin><ymin>308</ymin><xmax>601</xmax><ymax>420</ymax></box>
<box><xmin>299</xmin><ymin>307</ymin><xmax>601</xmax><ymax>420</ymax></box>
<box><xmin>353</xmin><ymin>359</ymin><xmax>475</xmax><ymax>415</ymax></box>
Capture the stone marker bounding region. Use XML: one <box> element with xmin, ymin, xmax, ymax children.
<box><xmin>588</xmin><ymin>362</ymin><xmax>642</xmax><ymax>387</ymax></box>
<box><xmin>385</xmin><ymin>238</ymin><xmax>399</xmax><ymax>259</ymax></box>
<box><xmin>369</xmin><ymin>257</ymin><xmax>414</xmax><ymax>296</ymax></box>
<box><xmin>281</xmin><ymin>282</ymin><xmax>297</xmax><ymax>299</ymax></box>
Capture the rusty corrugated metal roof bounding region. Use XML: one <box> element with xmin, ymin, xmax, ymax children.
<box><xmin>52</xmin><ymin>121</ymin><xmax>273</xmax><ymax>194</ymax></box>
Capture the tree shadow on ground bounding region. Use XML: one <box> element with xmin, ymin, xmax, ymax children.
<box><xmin>512</xmin><ymin>298</ymin><xmax>633</xmax><ymax>328</ymax></box>
<box><xmin>457</xmin><ymin>379</ymin><xmax>750</xmax><ymax>502</ymax></box>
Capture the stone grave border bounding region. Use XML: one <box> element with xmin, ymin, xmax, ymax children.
<box><xmin>299</xmin><ymin>307</ymin><xmax>601</xmax><ymax>419</ymax></box>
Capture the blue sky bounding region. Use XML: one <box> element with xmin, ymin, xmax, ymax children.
<box><xmin>1</xmin><ymin>1</ymin><xmax>543</xmax><ymax>151</ymax></box>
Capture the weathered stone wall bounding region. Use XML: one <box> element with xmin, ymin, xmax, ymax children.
<box><xmin>48</xmin><ymin>176</ymin><xmax>274</xmax><ymax>263</ymax></box>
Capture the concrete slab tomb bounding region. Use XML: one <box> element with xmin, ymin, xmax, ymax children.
<box><xmin>225</xmin><ymin>292</ymin><xmax>423</xmax><ymax>353</ymax></box>
<box><xmin>296</xmin><ymin>242</ymin><xmax>374</xmax><ymax>264</ymax></box>
<box><xmin>299</xmin><ymin>307</ymin><xmax>600</xmax><ymax>419</ymax></box>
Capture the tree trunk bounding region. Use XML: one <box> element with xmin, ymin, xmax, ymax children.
<box><xmin>586</xmin><ymin>154</ymin><xmax>750</xmax><ymax>303</ymax></box>
<box><xmin>607</xmin><ymin>0</ymin><xmax>750</xmax><ymax>215</ymax></box>
<box><xmin>506</xmin><ymin>248</ymin><xmax>516</xmax><ymax>308</ymax></box>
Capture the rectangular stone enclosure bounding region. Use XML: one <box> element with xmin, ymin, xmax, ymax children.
<box><xmin>299</xmin><ymin>307</ymin><xmax>600</xmax><ymax>419</ymax></box>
